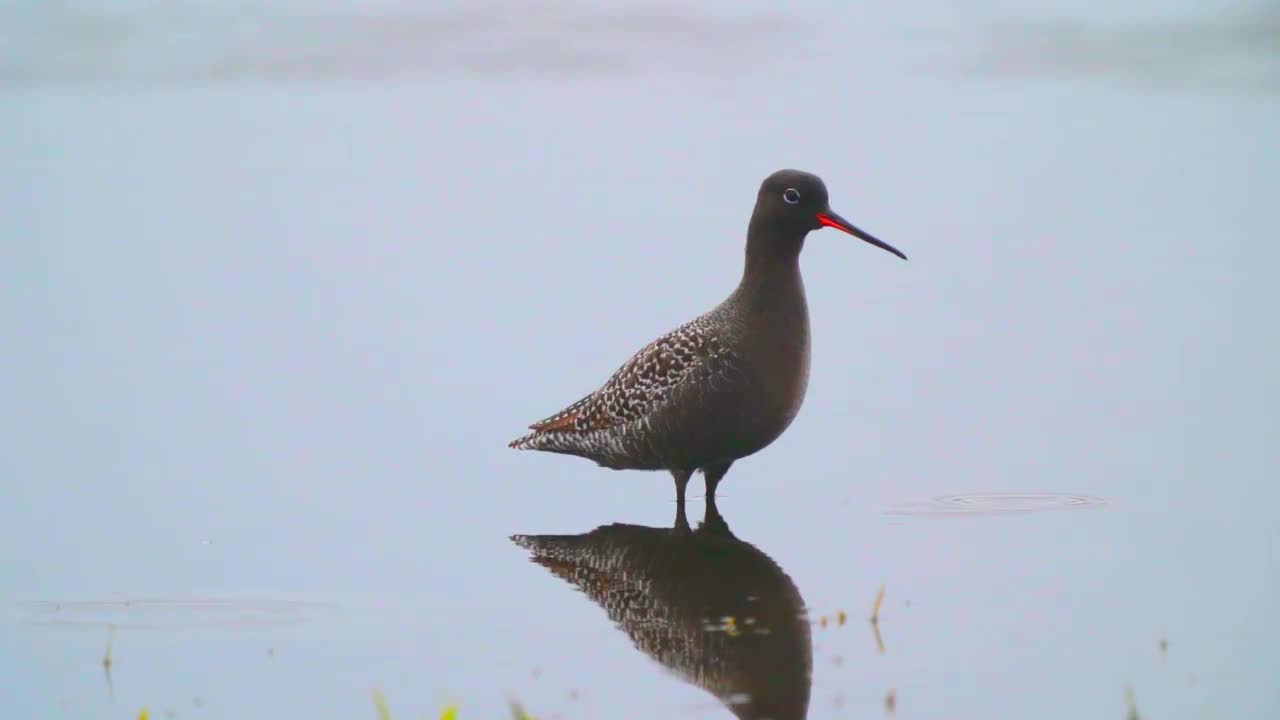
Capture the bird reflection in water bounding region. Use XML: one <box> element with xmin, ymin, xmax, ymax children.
<box><xmin>511</xmin><ymin>499</ymin><xmax>812</xmax><ymax>720</ymax></box>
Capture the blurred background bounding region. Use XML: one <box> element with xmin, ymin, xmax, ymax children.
<box><xmin>2</xmin><ymin>1</ymin><xmax>1278</xmax><ymax>718</ymax></box>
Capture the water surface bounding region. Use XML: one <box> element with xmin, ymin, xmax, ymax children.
<box><xmin>3</xmin><ymin>1</ymin><xmax>1279</xmax><ymax>718</ymax></box>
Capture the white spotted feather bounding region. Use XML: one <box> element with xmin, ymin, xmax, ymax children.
<box><xmin>508</xmin><ymin>313</ymin><xmax>728</xmax><ymax>461</ymax></box>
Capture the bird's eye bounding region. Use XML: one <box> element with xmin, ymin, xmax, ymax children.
<box><xmin>782</xmin><ymin>188</ymin><xmax>801</xmax><ymax>204</ymax></box>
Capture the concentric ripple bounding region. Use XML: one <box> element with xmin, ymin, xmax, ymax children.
<box><xmin>884</xmin><ymin>492</ymin><xmax>1109</xmax><ymax>517</ymax></box>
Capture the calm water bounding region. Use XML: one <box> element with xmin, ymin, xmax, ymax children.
<box><xmin>3</xmin><ymin>1</ymin><xmax>1279</xmax><ymax>718</ymax></box>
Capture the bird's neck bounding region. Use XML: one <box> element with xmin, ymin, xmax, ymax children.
<box><xmin>740</xmin><ymin>216</ymin><xmax>805</xmax><ymax>293</ymax></box>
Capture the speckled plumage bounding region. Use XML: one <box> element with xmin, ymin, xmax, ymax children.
<box><xmin>507</xmin><ymin>311</ymin><xmax>735</xmax><ymax>469</ymax></box>
<box><xmin>509</xmin><ymin>169</ymin><xmax>905</xmax><ymax>501</ymax></box>
<box><xmin>510</xmin><ymin>503</ymin><xmax>811</xmax><ymax>720</ymax></box>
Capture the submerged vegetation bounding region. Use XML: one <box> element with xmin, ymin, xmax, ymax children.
<box><xmin>366</xmin><ymin>691</ymin><xmax>539</xmax><ymax>720</ymax></box>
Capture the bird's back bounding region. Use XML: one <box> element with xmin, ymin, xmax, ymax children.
<box><xmin>509</xmin><ymin>270</ymin><xmax>810</xmax><ymax>471</ymax></box>
<box><xmin>508</xmin><ymin>308</ymin><xmax>733</xmax><ymax>469</ymax></box>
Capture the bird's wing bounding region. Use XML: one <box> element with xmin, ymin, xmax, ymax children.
<box><xmin>527</xmin><ymin>317</ymin><xmax>724</xmax><ymax>434</ymax></box>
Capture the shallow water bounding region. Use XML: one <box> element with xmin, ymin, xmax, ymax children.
<box><xmin>3</xmin><ymin>1</ymin><xmax>1279</xmax><ymax>718</ymax></box>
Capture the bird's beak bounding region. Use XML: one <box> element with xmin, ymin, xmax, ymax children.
<box><xmin>816</xmin><ymin>208</ymin><xmax>906</xmax><ymax>260</ymax></box>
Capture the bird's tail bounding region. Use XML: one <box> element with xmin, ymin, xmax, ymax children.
<box><xmin>508</xmin><ymin>432</ymin><xmax>542</xmax><ymax>450</ymax></box>
<box><xmin>508</xmin><ymin>430</ymin><xmax>584</xmax><ymax>453</ymax></box>
<box><xmin>508</xmin><ymin>428</ymin><xmax>607</xmax><ymax>463</ymax></box>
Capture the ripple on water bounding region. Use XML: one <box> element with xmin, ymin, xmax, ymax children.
<box><xmin>884</xmin><ymin>492</ymin><xmax>1109</xmax><ymax>517</ymax></box>
<box><xmin>16</xmin><ymin>595</ymin><xmax>330</xmax><ymax>630</ymax></box>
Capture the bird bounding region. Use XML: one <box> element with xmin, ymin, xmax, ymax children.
<box><xmin>509</xmin><ymin>169</ymin><xmax>905</xmax><ymax>511</ymax></box>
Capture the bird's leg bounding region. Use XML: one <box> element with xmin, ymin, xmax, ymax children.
<box><xmin>703</xmin><ymin>461</ymin><xmax>733</xmax><ymax>508</ymax></box>
<box><xmin>701</xmin><ymin>493</ymin><xmax>730</xmax><ymax>535</ymax></box>
<box><xmin>671</xmin><ymin>468</ymin><xmax>693</xmax><ymax>534</ymax></box>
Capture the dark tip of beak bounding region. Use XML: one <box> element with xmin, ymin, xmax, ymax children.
<box><xmin>816</xmin><ymin>210</ymin><xmax>907</xmax><ymax>260</ymax></box>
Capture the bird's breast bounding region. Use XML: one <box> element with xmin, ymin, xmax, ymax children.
<box><xmin>734</xmin><ymin>288</ymin><xmax>810</xmax><ymax>438</ymax></box>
